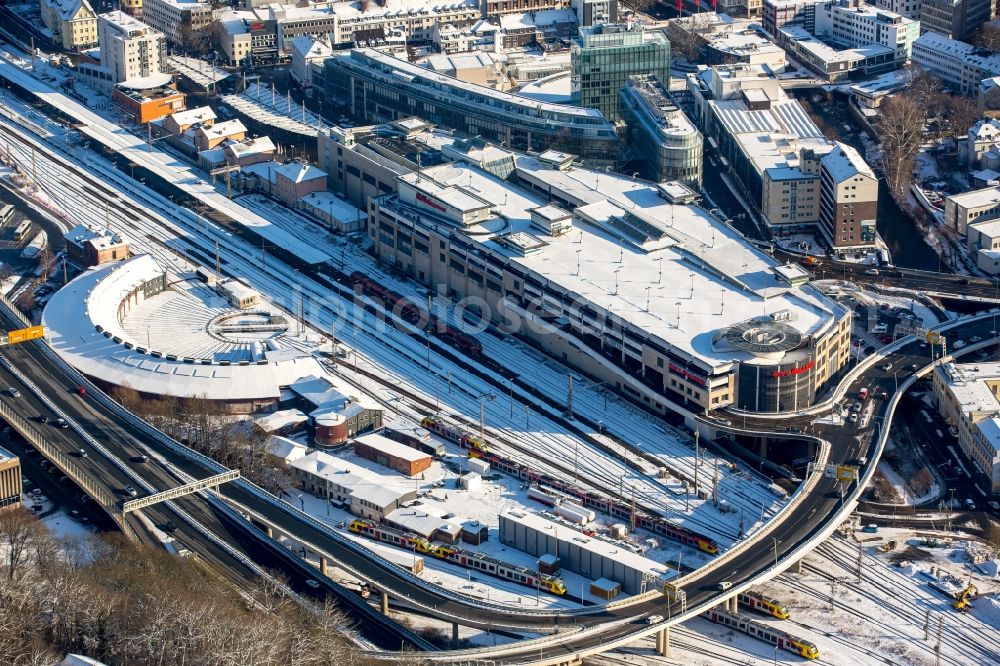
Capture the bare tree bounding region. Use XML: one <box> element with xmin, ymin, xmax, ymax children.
<box><xmin>15</xmin><ymin>289</ymin><xmax>34</xmax><ymax>315</ymax></box>
<box><xmin>0</xmin><ymin>508</ymin><xmax>44</xmax><ymax>581</ymax></box>
<box><xmin>974</xmin><ymin>24</ymin><xmax>1000</xmax><ymax>53</ymax></box>
<box><xmin>877</xmin><ymin>95</ymin><xmax>926</xmax><ymax>204</ymax></box>
<box><xmin>948</xmin><ymin>95</ymin><xmax>983</xmax><ymax>139</ymax></box>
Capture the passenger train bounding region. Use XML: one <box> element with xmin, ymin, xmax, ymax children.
<box><xmin>703</xmin><ymin>608</ymin><xmax>818</xmax><ymax>659</ymax></box>
<box><xmin>348</xmin><ymin>519</ymin><xmax>567</xmax><ymax>595</ymax></box>
<box><xmin>738</xmin><ymin>591</ymin><xmax>791</xmax><ymax>620</ymax></box>
<box><xmin>461</xmin><ymin>441</ymin><xmax>718</xmax><ymax>554</ymax></box>
<box><xmin>420</xmin><ymin>415</ymin><xmax>489</xmax><ymax>452</ymax></box>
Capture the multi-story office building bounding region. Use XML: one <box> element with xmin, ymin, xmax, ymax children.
<box><xmin>570</xmin><ymin>0</ymin><xmax>617</xmax><ymax>26</ymax></box>
<box><xmin>869</xmin><ymin>0</ymin><xmax>920</xmax><ymax>18</ymax></box>
<box><xmin>365</xmin><ymin>147</ymin><xmax>852</xmax><ymax>416</ymax></box>
<box><xmin>140</xmin><ymin>0</ymin><xmax>212</xmax><ymax>45</ymax></box>
<box><xmin>41</xmin><ymin>0</ymin><xmax>98</xmax><ymax>50</ymax></box>
<box><xmin>321</xmin><ymin>48</ymin><xmax>620</xmax><ymax>164</ymax></box>
<box><xmin>918</xmin><ymin>0</ymin><xmax>994</xmax><ymax>41</ymax></box>
<box><xmin>330</xmin><ymin>0</ymin><xmax>481</xmax><ymax>45</ymax></box>
<box><xmin>618</xmin><ymin>74</ymin><xmax>703</xmax><ymax>189</ymax></box>
<box><xmin>97</xmin><ymin>11</ymin><xmax>168</xmax><ymax>86</ymax></box>
<box><xmin>482</xmin><ymin>0</ymin><xmax>569</xmax><ymax>16</ymax></box>
<box><xmin>688</xmin><ymin>64</ymin><xmax>880</xmax><ymax>249</ymax></box>
<box><xmin>813</xmin><ymin>0</ymin><xmax>920</xmax><ymax>63</ymax></box>
<box><xmin>570</xmin><ymin>24</ymin><xmax>670</xmax><ymax>122</ymax></box>
<box><xmin>0</xmin><ymin>447</ymin><xmax>21</xmax><ymax>510</ymax></box>
<box><xmin>762</xmin><ymin>0</ymin><xmax>821</xmax><ymax>36</ymax></box>
<box><xmin>912</xmin><ymin>31</ymin><xmax>1000</xmax><ymax>95</ymax></box>
<box><xmin>933</xmin><ymin>362</ymin><xmax>1000</xmax><ymax>494</ymax></box>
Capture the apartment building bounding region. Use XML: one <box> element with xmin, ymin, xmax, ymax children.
<box><xmin>912</xmin><ymin>31</ymin><xmax>1000</xmax><ymax>95</ymax></box>
<box><xmin>819</xmin><ymin>144</ymin><xmax>879</xmax><ymax>248</ymax></box>
<box><xmin>762</xmin><ymin>0</ymin><xmax>820</xmax><ymax>36</ymax></box>
<box><xmin>814</xmin><ymin>0</ymin><xmax>920</xmax><ymax>64</ymax></box>
<box><xmin>918</xmin><ymin>0</ymin><xmax>994</xmax><ymax>41</ymax></box>
<box><xmin>570</xmin><ymin>0</ymin><xmax>617</xmax><ymax>26</ymax></box>
<box><xmin>140</xmin><ymin>0</ymin><xmax>212</xmax><ymax>44</ymax></box>
<box><xmin>618</xmin><ymin>74</ymin><xmax>703</xmax><ymax>189</ymax></box>
<box><xmin>482</xmin><ymin>0</ymin><xmax>569</xmax><ymax>15</ymax></box>
<box><xmin>570</xmin><ymin>24</ymin><xmax>671</xmax><ymax>122</ymax></box>
<box><xmin>40</xmin><ymin>0</ymin><xmax>98</xmax><ymax>50</ymax></box>
<box><xmin>688</xmin><ymin>64</ymin><xmax>880</xmax><ymax>249</ymax></box>
<box><xmin>330</xmin><ymin>0</ymin><xmax>481</xmax><ymax>45</ymax></box>
<box><xmin>96</xmin><ymin>11</ymin><xmax>168</xmax><ymax>86</ymax></box>
<box><xmin>933</xmin><ymin>362</ymin><xmax>1000</xmax><ymax>494</ymax></box>
<box><xmin>320</xmin><ymin>48</ymin><xmax>620</xmax><ymax>164</ymax></box>
<box><xmin>869</xmin><ymin>0</ymin><xmax>920</xmax><ymax>18</ymax></box>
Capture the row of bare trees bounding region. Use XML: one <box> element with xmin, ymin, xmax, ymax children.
<box><xmin>111</xmin><ymin>386</ymin><xmax>295</xmax><ymax>495</ymax></box>
<box><xmin>0</xmin><ymin>508</ymin><xmax>377</xmax><ymax>665</ymax></box>
<box><xmin>877</xmin><ymin>69</ymin><xmax>981</xmax><ymax>205</ymax></box>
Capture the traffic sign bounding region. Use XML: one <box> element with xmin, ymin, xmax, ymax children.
<box><xmin>836</xmin><ymin>466</ymin><xmax>859</xmax><ymax>481</ymax></box>
<box><xmin>6</xmin><ymin>325</ymin><xmax>44</xmax><ymax>344</ymax></box>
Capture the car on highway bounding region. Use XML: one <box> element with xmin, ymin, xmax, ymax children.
<box><xmin>865</xmin><ymin>268</ymin><xmax>879</xmax><ymax>275</ymax></box>
<box><xmin>965</xmin><ymin>499</ymin><xmax>977</xmax><ymax>511</ymax></box>
<box><xmin>989</xmin><ymin>501</ymin><xmax>1000</xmax><ymax>511</ymax></box>
<box><xmin>131</xmin><ymin>454</ymin><xmax>149</xmax><ymax>464</ymax></box>
<box><xmin>305</xmin><ymin>579</ymin><xmax>321</xmax><ymax>589</ymax></box>
<box><xmin>122</xmin><ymin>485</ymin><xmax>138</xmax><ymax>498</ymax></box>
<box><xmin>76</xmin><ymin>448</ymin><xmax>87</xmax><ymax>458</ymax></box>
<box><xmin>36</xmin><ymin>415</ymin><xmax>48</xmax><ymax>424</ymax></box>
<box><xmin>7</xmin><ymin>388</ymin><xmax>19</xmax><ymax>398</ymax></box>
<box><xmin>75</xmin><ymin>386</ymin><xmax>86</xmax><ymax>395</ymax></box>
<box><xmin>162</xmin><ymin>521</ymin><xmax>178</xmax><ymax>534</ymax></box>
<box><xmin>882</xmin><ymin>362</ymin><xmax>893</xmax><ymax>371</ymax></box>
<box><xmin>646</xmin><ymin>615</ymin><xmax>664</xmax><ymax>624</ymax></box>
<box><xmin>849</xmin><ymin>413</ymin><xmax>859</xmax><ymax>423</ymax></box>
<box><xmin>718</xmin><ymin>581</ymin><xmax>732</xmax><ymax>590</ymax></box>
<box><xmin>55</xmin><ymin>418</ymin><xmax>68</xmax><ymax>429</ymax></box>
<box><xmin>851</xmin><ymin>402</ymin><xmax>862</xmax><ymax>413</ymax></box>
<box><xmin>970</xmin><ymin>336</ymin><xmax>983</xmax><ymax>343</ymax></box>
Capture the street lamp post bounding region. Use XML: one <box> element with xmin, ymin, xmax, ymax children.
<box><xmin>771</xmin><ymin>537</ymin><xmax>780</xmax><ymax>568</ymax></box>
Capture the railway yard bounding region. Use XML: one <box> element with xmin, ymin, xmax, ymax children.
<box><xmin>0</xmin><ymin>37</ymin><xmax>998</xmax><ymax>666</ymax></box>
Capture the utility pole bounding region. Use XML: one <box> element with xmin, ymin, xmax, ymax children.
<box><xmin>630</xmin><ymin>484</ymin><xmax>636</xmax><ymax>531</ymax></box>
<box><xmin>935</xmin><ymin>616</ymin><xmax>942</xmax><ymax>666</ymax></box>
<box><xmin>856</xmin><ymin>543</ymin><xmax>863</xmax><ymax>583</ymax></box>
<box><xmin>215</xmin><ymin>240</ymin><xmax>221</xmax><ymax>274</ymax></box>
<box><xmin>565</xmin><ymin>375</ymin><xmax>573</xmax><ymax>418</ymax></box>
<box><xmin>712</xmin><ymin>457</ymin><xmax>719</xmax><ymax>505</ymax></box>
<box><xmin>479</xmin><ymin>398</ymin><xmax>485</xmax><ymax>439</ymax></box>
<box><xmin>693</xmin><ymin>430</ymin><xmax>700</xmax><ymax>502</ymax></box>
<box><xmin>924</xmin><ymin>609</ymin><xmax>930</xmax><ymax>641</ymax></box>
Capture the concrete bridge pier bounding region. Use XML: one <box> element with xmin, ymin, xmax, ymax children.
<box><xmin>655</xmin><ymin>627</ymin><xmax>670</xmax><ymax>657</ymax></box>
<box><xmin>319</xmin><ymin>556</ymin><xmax>327</xmax><ymax>577</ymax></box>
<box><xmin>452</xmin><ymin>622</ymin><xmax>460</xmax><ymax>648</ymax></box>
<box><xmin>380</xmin><ymin>591</ymin><xmax>389</xmax><ymax>615</ymax></box>
<box><xmin>730</xmin><ymin>596</ymin><xmax>738</xmax><ymax>613</ymax></box>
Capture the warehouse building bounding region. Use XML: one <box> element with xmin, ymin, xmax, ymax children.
<box><xmin>290</xmin><ymin>451</ymin><xmax>416</xmax><ymax>520</ymax></box>
<box><xmin>353</xmin><ymin>432</ymin><xmax>432</xmax><ymax>477</ymax></box>
<box><xmin>499</xmin><ymin>510</ymin><xmax>667</xmax><ymax>594</ymax></box>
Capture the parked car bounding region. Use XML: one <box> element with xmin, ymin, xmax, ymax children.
<box><xmin>965</xmin><ymin>498</ymin><xmax>976</xmax><ymax>511</ymax></box>
<box><xmin>305</xmin><ymin>579</ymin><xmax>321</xmax><ymax>589</ymax></box>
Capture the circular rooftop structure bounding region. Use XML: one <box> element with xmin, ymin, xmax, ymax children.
<box><xmin>42</xmin><ymin>254</ymin><xmax>332</xmax><ymax>411</ymax></box>
<box><xmin>722</xmin><ymin>317</ymin><xmax>803</xmax><ymax>358</ymax></box>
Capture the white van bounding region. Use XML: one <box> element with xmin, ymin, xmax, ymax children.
<box><xmin>871</xmin><ymin>324</ymin><xmax>888</xmax><ymax>334</ymax></box>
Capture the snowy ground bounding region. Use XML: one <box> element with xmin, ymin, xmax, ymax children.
<box><xmin>605</xmin><ymin>530</ymin><xmax>1000</xmax><ymax>665</ymax></box>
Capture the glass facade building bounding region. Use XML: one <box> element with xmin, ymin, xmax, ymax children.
<box><xmin>619</xmin><ymin>74</ymin><xmax>703</xmax><ymax>189</ymax></box>
<box><xmin>570</xmin><ymin>24</ymin><xmax>671</xmax><ymax>122</ymax></box>
<box><xmin>322</xmin><ymin>48</ymin><xmax>620</xmax><ymax>164</ymax></box>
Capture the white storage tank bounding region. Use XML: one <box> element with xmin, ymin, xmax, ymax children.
<box><xmin>562</xmin><ymin>501</ymin><xmax>595</xmax><ymax>522</ymax></box>
<box><xmin>554</xmin><ymin>504</ymin><xmax>591</xmax><ymax>525</ymax></box>
<box><xmin>527</xmin><ymin>487</ymin><xmax>561</xmax><ymax>507</ymax></box>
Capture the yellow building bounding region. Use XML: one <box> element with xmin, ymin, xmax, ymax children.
<box><xmin>0</xmin><ymin>446</ymin><xmax>22</xmax><ymax>510</ymax></box>
<box><xmin>40</xmin><ymin>0</ymin><xmax>98</xmax><ymax>51</ymax></box>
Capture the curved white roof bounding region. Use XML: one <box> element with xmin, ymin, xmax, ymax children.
<box><xmin>42</xmin><ymin>255</ymin><xmax>329</xmax><ymax>402</ymax></box>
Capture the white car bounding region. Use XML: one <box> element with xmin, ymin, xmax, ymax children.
<box><xmin>8</xmin><ymin>388</ymin><xmax>19</xmax><ymax>398</ymax></box>
<box><xmin>646</xmin><ymin>615</ymin><xmax>664</xmax><ymax>624</ymax></box>
<box><xmin>305</xmin><ymin>579</ymin><xmax>321</xmax><ymax>589</ymax></box>
<box><xmin>718</xmin><ymin>581</ymin><xmax>732</xmax><ymax>590</ymax></box>
<box><xmin>849</xmin><ymin>413</ymin><xmax>859</xmax><ymax>423</ymax></box>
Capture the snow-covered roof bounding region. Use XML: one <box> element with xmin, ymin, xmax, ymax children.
<box><xmin>385</xmin><ymin>504</ymin><xmax>465</xmax><ymax>539</ymax></box>
<box><xmin>975</xmin><ymin>417</ymin><xmax>1000</xmax><ymax>455</ymax></box>
<box><xmin>501</xmin><ymin>509</ymin><xmax>668</xmax><ymax>577</ymax></box>
<box><xmin>970</xmin><ymin>118</ymin><xmax>1000</xmax><ymax>142</ymax></box>
<box><xmin>821</xmin><ymin>142</ymin><xmax>876</xmax><ymax>182</ymax></box>
<box><xmin>197</xmin><ymin>119</ymin><xmax>247</xmax><ymax>141</ymax></box>
<box><xmin>354</xmin><ymin>432</ymin><xmax>430</xmax><ymax>463</ymax></box>
<box><xmin>64</xmin><ymin>223</ymin><xmax>126</xmax><ymax>250</ymax></box>
<box><xmin>498</xmin><ymin>8</ymin><xmax>577</xmax><ymax>30</ymax></box>
<box><xmin>388</xmin><ymin>152</ymin><xmax>843</xmax><ymax>370</ymax></box>
<box><xmin>947</xmin><ymin>186</ymin><xmax>1000</xmax><ymax>211</ymax></box>
<box><xmin>41</xmin><ymin>255</ymin><xmax>337</xmax><ymax>402</ymax></box>
<box><xmin>915</xmin><ymin>31</ymin><xmax>1000</xmax><ymax>72</ymax></box>
<box><xmin>936</xmin><ymin>362</ymin><xmax>1000</xmax><ymax>414</ymax></box>
<box><xmin>298</xmin><ymin>190</ymin><xmax>366</xmax><ymax>223</ymax></box>
<box><xmin>292</xmin><ymin>36</ymin><xmax>333</xmax><ymax>61</ymax></box>
<box><xmin>255</xmin><ymin>408</ymin><xmax>309</xmax><ymax>433</ymax></box>
<box><xmin>330</xmin><ymin>0</ymin><xmax>478</xmax><ymax>20</ymax></box>
<box><xmin>290</xmin><ymin>451</ymin><xmax>415</xmax><ymax>508</ymax></box>
<box><xmin>266</xmin><ymin>435</ymin><xmax>309</xmax><ymax>462</ymax></box>
<box><xmin>226</xmin><ymin>136</ymin><xmax>275</xmax><ymax>158</ymax></box>
<box><xmin>243</xmin><ymin>161</ymin><xmax>327</xmax><ymax>185</ymax></box>
<box><xmin>169</xmin><ymin>105</ymin><xmax>216</xmax><ymax>127</ymax></box>
<box><xmin>43</xmin><ymin>0</ymin><xmax>93</xmax><ymax>22</ymax></box>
